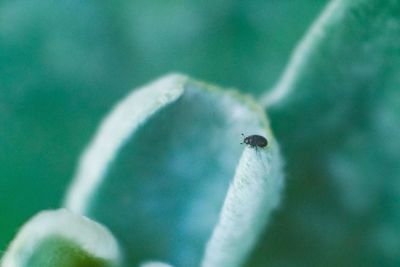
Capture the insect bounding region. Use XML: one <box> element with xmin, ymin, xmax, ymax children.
<box><xmin>241</xmin><ymin>134</ymin><xmax>268</xmax><ymax>148</ymax></box>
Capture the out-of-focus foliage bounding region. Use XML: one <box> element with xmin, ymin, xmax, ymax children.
<box><xmin>0</xmin><ymin>0</ymin><xmax>326</xmax><ymax>251</ymax></box>
<box><xmin>249</xmin><ymin>0</ymin><xmax>400</xmax><ymax>266</ymax></box>
<box><xmin>0</xmin><ymin>0</ymin><xmax>326</xmax><ymax>250</ymax></box>
<box><xmin>6</xmin><ymin>0</ymin><xmax>400</xmax><ymax>267</ymax></box>
<box><xmin>1</xmin><ymin>209</ymin><xmax>120</xmax><ymax>267</ymax></box>
<box><xmin>0</xmin><ymin>0</ymin><xmax>325</xmax><ymax>251</ymax></box>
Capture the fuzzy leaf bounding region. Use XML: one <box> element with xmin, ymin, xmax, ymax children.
<box><xmin>1</xmin><ymin>209</ymin><xmax>121</xmax><ymax>267</ymax></box>
<box><xmin>64</xmin><ymin>74</ymin><xmax>284</xmax><ymax>267</ymax></box>
<box><xmin>202</xmin><ymin>146</ymin><xmax>283</xmax><ymax>267</ymax></box>
<box><xmin>140</xmin><ymin>262</ymin><xmax>174</xmax><ymax>267</ymax></box>
<box><xmin>255</xmin><ymin>0</ymin><xmax>400</xmax><ymax>266</ymax></box>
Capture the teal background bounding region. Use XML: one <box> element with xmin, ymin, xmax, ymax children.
<box><xmin>0</xmin><ymin>0</ymin><xmax>327</xmax><ymax>252</ymax></box>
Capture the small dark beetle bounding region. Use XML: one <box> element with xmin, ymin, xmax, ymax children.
<box><xmin>241</xmin><ymin>134</ymin><xmax>268</xmax><ymax>148</ymax></box>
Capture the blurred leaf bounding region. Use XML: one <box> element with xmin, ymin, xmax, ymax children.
<box><xmin>252</xmin><ymin>0</ymin><xmax>400</xmax><ymax>266</ymax></box>
<box><xmin>140</xmin><ymin>262</ymin><xmax>174</xmax><ymax>267</ymax></box>
<box><xmin>64</xmin><ymin>74</ymin><xmax>283</xmax><ymax>267</ymax></box>
<box><xmin>1</xmin><ymin>209</ymin><xmax>121</xmax><ymax>267</ymax></box>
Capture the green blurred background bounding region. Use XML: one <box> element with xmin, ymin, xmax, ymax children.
<box><xmin>0</xmin><ymin>0</ymin><xmax>327</xmax><ymax>251</ymax></box>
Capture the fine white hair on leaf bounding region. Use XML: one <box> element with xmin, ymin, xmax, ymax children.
<box><xmin>201</xmin><ymin>144</ymin><xmax>284</xmax><ymax>267</ymax></box>
<box><xmin>63</xmin><ymin>73</ymin><xmax>187</xmax><ymax>213</ymax></box>
<box><xmin>0</xmin><ymin>209</ymin><xmax>121</xmax><ymax>267</ymax></box>
<box><xmin>261</xmin><ymin>0</ymin><xmax>343</xmax><ymax>107</ymax></box>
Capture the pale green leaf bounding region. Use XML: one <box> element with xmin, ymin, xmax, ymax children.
<box><xmin>1</xmin><ymin>209</ymin><xmax>121</xmax><ymax>267</ymax></box>
<box><xmin>64</xmin><ymin>74</ymin><xmax>284</xmax><ymax>267</ymax></box>
<box><xmin>202</xmin><ymin>146</ymin><xmax>283</xmax><ymax>267</ymax></box>
<box><xmin>254</xmin><ymin>0</ymin><xmax>400</xmax><ymax>266</ymax></box>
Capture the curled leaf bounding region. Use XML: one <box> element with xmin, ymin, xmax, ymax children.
<box><xmin>64</xmin><ymin>74</ymin><xmax>284</xmax><ymax>266</ymax></box>
<box><xmin>257</xmin><ymin>0</ymin><xmax>400</xmax><ymax>265</ymax></box>
<box><xmin>1</xmin><ymin>209</ymin><xmax>120</xmax><ymax>267</ymax></box>
<box><xmin>202</xmin><ymin>146</ymin><xmax>283</xmax><ymax>267</ymax></box>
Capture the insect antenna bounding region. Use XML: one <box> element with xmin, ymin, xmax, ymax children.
<box><xmin>240</xmin><ymin>133</ymin><xmax>245</xmax><ymax>144</ymax></box>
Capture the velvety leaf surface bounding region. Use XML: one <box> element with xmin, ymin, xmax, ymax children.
<box><xmin>252</xmin><ymin>0</ymin><xmax>400</xmax><ymax>266</ymax></box>
<box><xmin>64</xmin><ymin>74</ymin><xmax>283</xmax><ymax>267</ymax></box>
<box><xmin>202</xmin><ymin>147</ymin><xmax>283</xmax><ymax>267</ymax></box>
